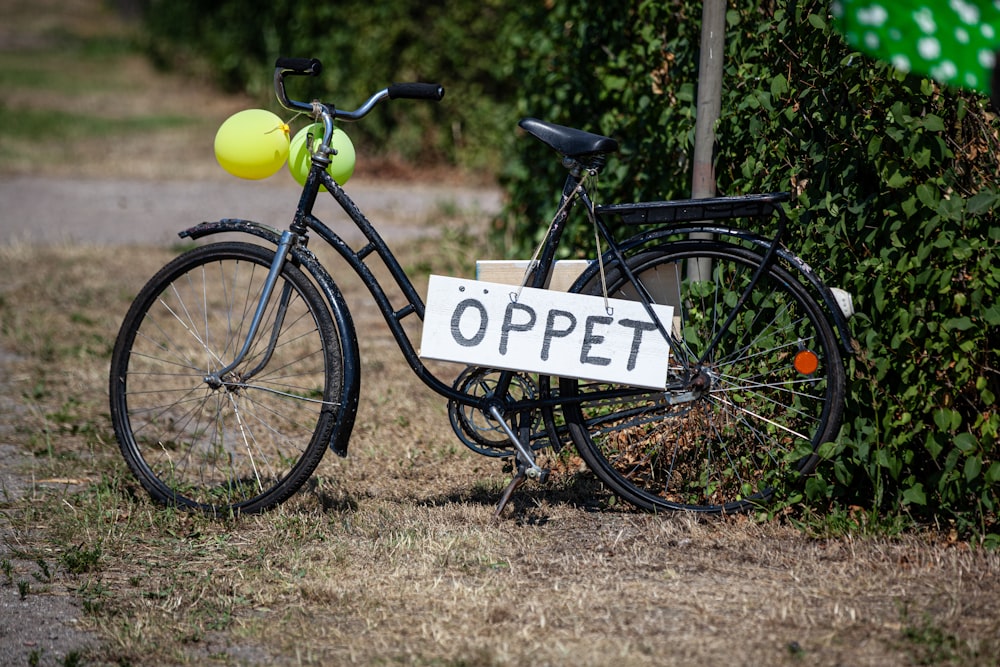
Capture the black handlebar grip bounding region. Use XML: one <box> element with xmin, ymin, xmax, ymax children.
<box><xmin>387</xmin><ymin>83</ymin><xmax>445</xmax><ymax>101</ymax></box>
<box><xmin>274</xmin><ymin>57</ymin><xmax>322</xmax><ymax>76</ymax></box>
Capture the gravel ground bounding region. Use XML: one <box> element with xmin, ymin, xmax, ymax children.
<box><xmin>0</xmin><ymin>175</ymin><xmax>502</xmax><ymax>246</ymax></box>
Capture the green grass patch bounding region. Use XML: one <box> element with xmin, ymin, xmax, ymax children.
<box><xmin>0</xmin><ymin>22</ymin><xmax>209</xmax><ymax>176</ymax></box>
<box><xmin>0</xmin><ymin>44</ymin><xmax>140</xmax><ymax>95</ymax></box>
<box><xmin>0</xmin><ymin>104</ymin><xmax>193</xmax><ymax>141</ymax></box>
<box><xmin>0</xmin><ymin>56</ymin><xmax>123</xmax><ymax>94</ymax></box>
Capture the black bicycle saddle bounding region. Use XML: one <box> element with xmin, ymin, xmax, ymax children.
<box><xmin>518</xmin><ymin>118</ymin><xmax>619</xmax><ymax>158</ymax></box>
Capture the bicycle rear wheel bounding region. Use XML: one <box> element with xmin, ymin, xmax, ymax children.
<box><xmin>109</xmin><ymin>242</ymin><xmax>346</xmax><ymax>514</ymax></box>
<box><xmin>560</xmin><ymin>242</ymin><xmax>845</xmax><ymax>512</ymax></box>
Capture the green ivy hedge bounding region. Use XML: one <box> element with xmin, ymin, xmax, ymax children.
<box><xmin>501</xmin><ymin>0</ymin><xmax>1000</xmax><ymax>543</ymax></box>
<box><xmin>718</xmin><ymin>7</ymin><xmax>1000</xmax><ymax>539</ymax></box>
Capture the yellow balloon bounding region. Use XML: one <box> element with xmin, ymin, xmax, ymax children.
<box><xmin>287</xmin><ymin>123</ymin><xmax>356</xmax><ymax>189</ymax></box>
<box><xmin>214</xmin><ymin>109</ymin><xmax>290</xmax><ymax>180</ymax></box>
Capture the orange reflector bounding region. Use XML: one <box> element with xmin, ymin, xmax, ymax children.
<box><xmin>794</xmin><ymin>350</ymin><xmax>820</xmax><ymax>375</ymax></box>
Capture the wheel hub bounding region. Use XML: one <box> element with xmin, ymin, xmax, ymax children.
<box><xmin>685</xmin><ymin>367</ymin><xmax>714</xmax><ymax>395</ymax></box>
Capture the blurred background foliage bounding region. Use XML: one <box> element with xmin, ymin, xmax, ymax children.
<box><xmin>138</xmin><ymin>0</ymin><xmax>521</xmax><ymax>172</ymax></box>
<box><xmin>135</xmin><ymin>0</ymin><xmax>999</xmax><ymax>543</ymax></box>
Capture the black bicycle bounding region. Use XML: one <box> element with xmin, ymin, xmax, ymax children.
<box><xmin>109</xmin><ymin>57</ymin><xmax>854</xmax><ymax>516</ymax></box>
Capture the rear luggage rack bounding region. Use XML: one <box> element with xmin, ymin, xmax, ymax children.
<box><xmin>597</xmin><ymin>192</ymin><xmax>790</xmax><ymax>225</ymax></box>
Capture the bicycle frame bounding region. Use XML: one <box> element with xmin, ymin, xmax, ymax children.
<box><xmin>182</xmin><ymin>155</ymin><xmax>855</xmax><ymax>426</ymax></box>
<box><xmin>187</xmin><ymin>58</ymin><xmax>857</xmax><ymax>444</ymax></box>
<box><xmin>183</xmin><ymin>166</ymin><xmax>584</xmax><ymax>415</ymax></box>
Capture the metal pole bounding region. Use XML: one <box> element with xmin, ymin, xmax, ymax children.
<box><xmin>689</xmin><ymin>0</ymin><xmax>727</xmax><ymax>282</ymax></box>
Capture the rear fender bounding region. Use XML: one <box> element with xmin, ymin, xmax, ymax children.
<box><xmin>577</xmin><ymin>228</ymin><xmax>856</xmax><ymax>356</ymax></box>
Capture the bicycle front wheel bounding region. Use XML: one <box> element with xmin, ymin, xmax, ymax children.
<box><xmin>561</xmin><ymin>242</ymin><xmax>845</xmax><ymax>513</ymax></box>
<box><xmin>109</xmin><ymin>242</ymin><xmax>346</xmax><ymax>514</ymax></box>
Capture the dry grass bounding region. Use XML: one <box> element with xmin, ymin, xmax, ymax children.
<box><xmin>2</xmin><ymin>243</ymin><xmax>1000</xmax><ymax>666</ymax></box>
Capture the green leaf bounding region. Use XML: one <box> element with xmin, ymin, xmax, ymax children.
<box><xmin>924</xmin><ymin>434</ymin><xmax>943</xmax><ymax>460</ymax></box>
<box><xmin>954</xmin><ymin>432</ymin><xmax>978</xmax><ymax>453</ymax></box>
<box><xmin>911</xmin><ymin>147</ymin><xmax>931</xmax><ymax>169</ymax></box>
<box><xmin>967</xmin><ymin>191</ymin><xmax>999</xmax><ymax>215</ymax></box>
<box><xmin>867</xmin><ymin>136</ymin><xmax>883</xmax><ymax>160</ymax></box>
<box><xmin>921</xmin><ymin>114</ymin><xmax>945</xmax><ymax>132</ymax></box>
<box><xmin>934</xmin><ymin>409</ymin><xmax>956</xmax><ymax>432</ymax></box>
<box><xmin>886</xmin><ymin>169</ymin><xmax>911</xmax><ymax>189</ymax></box>
<box><xmin>915</xmin><ymin>183</ymin><xmax>939</xmax><ymax>208</ymax></box>
<box><xmin>770</xmin><ymin>74</ymin><xmax>788</xmax><ymax>98</ymax></box>
<box><xmin>985</xmin><ymin>462</ymin><xmax>1000</xmax><ymax>484</ymax></box>
<box><xmin>964</xmin><ymin>456</ymin><xmax>983</xmax><ymax>482</ymax></box>
<box><xmin>604</xmin><ymin>75</ymin><xmax>627</xmax><ymax>91</ymax></box>
<box><xmin>944</xmin><ymin>317</ymin><xmax>974</xmax><ymax>331</ymax></box>
<box><xmin>984</xmin><ymin>305</ymin><xmax>1000</xmax><ymax>326</ymax></box>
<box><xmin>804</xmin><ymin>475</ymin><xmax>829</xmax><ymax>500</ymax></box>
<box><xmin>902</xmin><ymin>483</ymin><xmax>927</xmax><ymax>506</ymax></box>
<box><xmin>807</xmin><ymin>13</ymin><xmax>826</xmax><ymax>30</ymax></box>
<box><xmin>877</xmin><ymin>448</ymin><xmax>903</xmax><ymax>478</ymax></box>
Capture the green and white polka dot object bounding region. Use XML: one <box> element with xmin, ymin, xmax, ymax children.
<box><xmin>832</xmin><ymin>0</ymin><xmax>1000</xmax><ymax>97</ymax></box>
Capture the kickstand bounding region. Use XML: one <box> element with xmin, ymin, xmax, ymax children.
<box><xmin>493</xmin><ymin>411</ymin><xmax>545</xmax><ymax>519</ymax></box>
<box><xmin>493</xmin><ymin>456</ymin><xmax>528</xmax><ymax>519</ymax></box>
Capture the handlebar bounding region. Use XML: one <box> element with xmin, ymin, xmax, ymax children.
<box><xmin>275</xmin><ymin>57</ymin><xmax>323</xmax><ymax>77</ymax></box>
<box><xmin>386</xmin><ymin>82</ymin><xmax>446</xmax><ymax>101</ymax></box>
<box><xmin>273</xmin><ymin>56</ymin><xmax>444</xmax><ymax>122</ymax></box>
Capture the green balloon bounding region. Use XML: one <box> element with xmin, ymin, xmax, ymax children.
<box><xmin>833</xmin><ymin>0</ymin><xmax>1000</xmax><ymax>96</ymax></box>
<box><xmin>214</xmin><ymin>109</ymin><xmax>290</xmax><ymax>180</ymax></box>
<box><xmin>287</xmin><ymin>123</ymin><xmax>356</xmax><ymax>189</ymax></box>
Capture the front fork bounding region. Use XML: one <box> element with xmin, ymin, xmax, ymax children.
<box><xmin>203</xmin><ymin>229</ymin><xmax>298</xmax><ymax>389</ymax></box>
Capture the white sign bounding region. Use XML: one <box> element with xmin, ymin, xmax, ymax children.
<box><xmin>420</xmin><ymin>275</ymin><xmax>674</xmax><ymax>389</ymax></box>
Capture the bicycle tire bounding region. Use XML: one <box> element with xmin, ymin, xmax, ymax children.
<box><xmin>109</xmin><ymin>242</ymin><xmax>346</xmax><ymax>514</ymax></box>
<box><xmin>560</xmin><ymin>242</ymin><xmax>845</xmax><ymax>513</ymax></box>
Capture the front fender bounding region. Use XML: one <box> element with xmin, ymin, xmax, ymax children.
<box><xmin>180</xmin><ymin>219</ymin><xmax>361</xmax><ymax>457</ymax></box>
<box><xmin>180</xmin><ymin>218</ymin><xmax>285</xmax><ymax>245</ymax></box>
